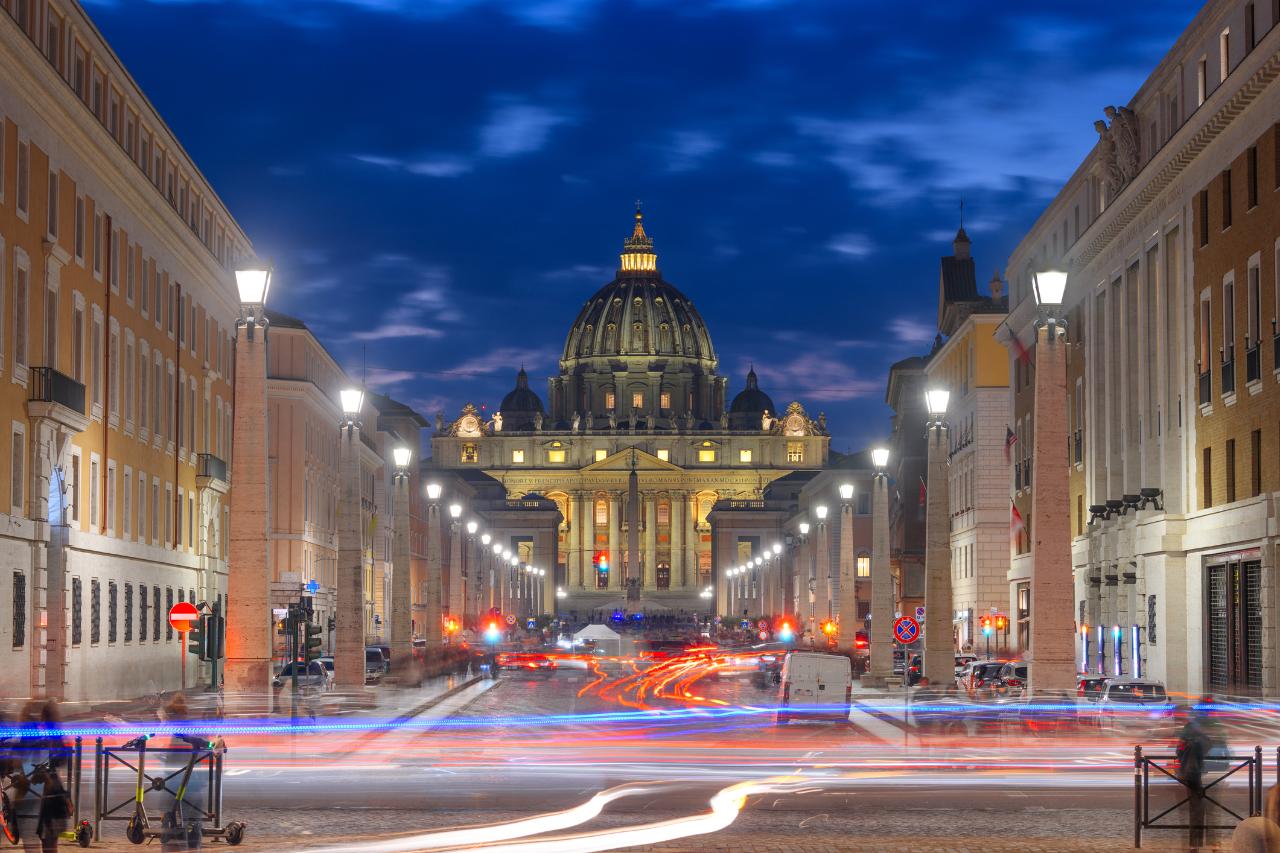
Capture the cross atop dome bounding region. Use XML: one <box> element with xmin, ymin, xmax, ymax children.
<box><xmin>620</xmin><ymin>203</ymin><xmax>658</xmax><ymax>275</ymax></box>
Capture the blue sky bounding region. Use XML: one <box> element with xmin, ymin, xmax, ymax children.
<box><xmin>88</xmin><ymin>0</ymin><xmax>1201</xmax><ymax>453</ymax></box>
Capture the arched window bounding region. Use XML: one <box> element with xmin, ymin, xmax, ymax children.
<box><xmin>595</xmin><ymin>498</ymin><xmax>608</xmax><ymax>527</ymax></box>
<box><xmin>657</xmin><ymin>500</ymin><xmax>670</xmax><ymax>526</ymax></box>
<box><xmin>856</xmin><ymin>552</ymin><xmax>871</xmax><ymax>577</ymax></box>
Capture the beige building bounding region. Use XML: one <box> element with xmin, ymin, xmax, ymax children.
<box><xmin>430</xmin><ymin>210</ymin><xmax>829</xmax><ymax>616</ymax></box>
<box><xmin>0</xmin><ymin>0</ymin><xmax>249</xmax><ymax>701</ymax></box>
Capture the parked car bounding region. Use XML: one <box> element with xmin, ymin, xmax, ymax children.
<box><xmin>1095</xmin><ymin>678</ymin><xmax>1173</xmax><ymax>730</ymax></box>
<box><xmin>1077</xmin><ymin>674</ymin><xmax>1109</xmax><ymax>701</ymax></box>
<box><xmin>954</xmin><ymin>654</ymin><xmax>978</xmax><ymax>679</ymax></box>
<box><xmin>365</xmin><ymin>647</ymin><xmax>387</xmax><ymax>683</ymax></box>
<box><xmin>995</xmin><ymin>661</ymin><xmax>1029</xmax><ymax>695</ymax></box>
<box><xmin>777</xmin><ymin>652</ymin><xmax>853</xmax><ymax>725</ymax></box>
<box><xmin>373</xmin><ymin>644</ymin><xmax>392</xmax><ymax>673</ymax></box>
<box><xmin>273</xmin><ymin>659</ymin><xmax>329</xmax><ymax>694</ymax></box>
<box><xmin>963</xmin><ymin>660</ymin><xmax>1009</xmax><ymax>693</ymax></box>
<box><xmin>316</xmin><ymin>656</ymin><xmax>336</xmax><ymax>688</ymax></box>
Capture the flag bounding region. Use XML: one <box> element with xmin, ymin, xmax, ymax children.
<box><xmin>918</xmin><ymin>475</ymin><xmax>927</xmax><ymax>507</ymax></box>
<box><xmin>1010</xmin><ymin>499</ymin><xmax>1025</xmax><ymax>542</ymax></box>
<box><xmin>1004</xmin><ymin>426</ymin><xmax>1017</xmax><ymax>464</ymax></box>
<box><xmin>1011</xmin><ymin>333</ymin><xmax>1032</xmax><ymax>365</ymax></box>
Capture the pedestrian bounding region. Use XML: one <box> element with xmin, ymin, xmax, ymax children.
<box><xmin>10</xmin><ymin>699</ymin><xmax>70</xmax><ymax>852</ymax></box>
<box><xmin>1176</xmin><ymin>704</ymin><xmax>1214</xmax><ymax>853</ymax></box>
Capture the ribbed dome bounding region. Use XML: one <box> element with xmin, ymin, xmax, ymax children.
<box><xmin>499</xmin><ymin>368</ymin><xmax>545</xmax><ymax>431</ymax></box>
<box><xmin>729</xmin><ymin>368</ymin><xmax>775</xmax><ymax>414</ymax></box>
<box><xmin>560</xmin><ymin>210</ymin><xmax>716</xmax><ymax>366</ymax></box>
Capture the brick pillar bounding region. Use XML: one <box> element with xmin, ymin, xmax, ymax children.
<box><xmin>334</xmin><ymin>422</ymin><xmax>365</xmax><ymax>691</ymax></box>
<box><xmin>839</xmin><ymin>501</ymin><xmax>857</xmax><ymax>650</ymax></box>
<box><xmin>816</xmin><ymin>518</ymin><xmax>832</xmax><ymax>623</ymax></box>
<box><xmin>225</xmin><ymin>324</ymin><xmax>273</xmax><ymax>696</ymax></box>
<box><xmin>924</xmin><ymin>420</ymin><xmax>954</xmax><ymax>686</ymax></box>
<box><xmin>864</xmin><ymin>473</ymin><xmax>894</xmax><ymax>686</ymax></box>
<box><xmin>390</xmin><ymin>473</ymin><xmax>413</xmax><ymax>677</ymax></box>
<box><xmin>423</xmin><ymin>502</ymin><xmax>443</xmax><ymax>648</ymax></box>
<box><xmin>1029</xmin><ymin>322</ymin><xmax>1078</xmax><ymax>693</ymax></box>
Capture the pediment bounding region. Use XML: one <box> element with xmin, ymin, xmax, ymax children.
<box><xmin>582</xmin><ymin>446</ymin><xmax>683</xmax><ymax>472</ymax></box>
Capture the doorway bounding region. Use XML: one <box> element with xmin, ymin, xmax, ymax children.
<box><xmin>1206</xmin><ymin>558</ymin><xmax>1262</xmax><ymax>692</ymax></box>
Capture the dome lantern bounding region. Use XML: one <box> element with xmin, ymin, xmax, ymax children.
<box><xmin>619</xmin><ymin>203</ymin><xmax>658</xmax><ymax>275</ymax></box>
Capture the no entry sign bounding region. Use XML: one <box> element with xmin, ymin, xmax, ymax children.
<box><xmin>892</xmin><ymin>615</ymin><xmax>920</xmax><ymax>645</ymax></box>
<box><xmin>169</xmin><ymin>601</ymin><xmax>200</xmax><ymax>633</ymax></box>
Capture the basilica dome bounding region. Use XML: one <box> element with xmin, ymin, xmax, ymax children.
<box><xmin>499</xmin><ymin>367</ymin><xmax>545</xmax><ymax>431</ymax></box>
<box><xmin>728</xmin><ymin>367</ymin><xmax>776</xmax><ymax>430</ymax></box>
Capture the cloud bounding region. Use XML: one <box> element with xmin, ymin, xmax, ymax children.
<box><xmin>663</xmin><ymin>130</ymin><xmax>723</xmax><ymax>172</ymax></box>
<box><xmin>478</xmin><ymin>99</ymin><xmax>573</xmax><ymax>158</ymax></box>
<box><xmin>541</xmin><ymin>263</ymin><xmax>613</xmax><ymax>283</ymax></box>
<box><xmin>826</xmin><ymin>232</ymin><xmax>874</xmax><ymax>259</ymax></box>
<box><xmin>345</xmin><ymin>259</ymin><xmax>458</xmax><ymax>341</ymax></box>
<box><xmin>752</xmin><ymin>150</ymin><xmax>798</xmax><ymax>169</ymax></box>
<box><xmin>352</xmin><ymin>153</ymin><xmax>472</xmax><ymax>178</ymax></box>
<box><xmin>752</xmin><ymin>355</ymin><xmax>882</xmax><ymax>402</ymax></box>
<box><xmin>888</xmin><ymin>317</ymin><xmax>936</xmax><ymax>344</ymax></box>
<box><xmin>349</xmin><ymin>323</ymin><xmax>445</xmax><ymax>341</ymax></box>
<box><xmin>364</xmin><ymin>368</ymin><xmax>420</xmax><ymax>388</ymax></box>
<box><xmin>439</xmin><ymin>347</ymin><xmax>558</xmax><ymax>380</ymax></box>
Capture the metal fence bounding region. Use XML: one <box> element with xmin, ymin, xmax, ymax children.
<box><xmin>1133</xmin><ymin>744</ymin><xmax>1263</xmax><ymax>848</ymax></box>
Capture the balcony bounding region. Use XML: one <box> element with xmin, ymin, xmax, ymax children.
<box><xmin>1198</xmin><ymin>370</ymin><xmax>1211</xmax><ymax>405</ymax></box>
<box><xmin>1221</xmin><ymin>358</ymin><xmax>1236</xmax><ymax>396</ymax></box>
<box><xmin>1014</xmin><ymin>462</ymin><xmax>1023</xmax><ymax>491</ymax></box>
<box><xmin>197</xmin><ymin>452</ymin><xmax>228</xmax><ymax>481</ymax></box>
<box><xmin>1073</xmin><ymin>431</ymin><xmax>1082</xmax><ymax>465</ymax></box>
<box><xmin>26</xmin><ymin>367</ymin><xmax>88</xmax><ymax>432</ymax></box>
<box><xmin>1246</xmin><ymin>345</ymin><xmax>1261</xmax><ymax>384</ymax></box>
<box><xmin>1274</xmin><ymin>334</ymin><xmax>1280</xmax><ymax>376</ymax></box>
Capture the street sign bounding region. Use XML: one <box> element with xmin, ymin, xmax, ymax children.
<box><xmin>169</xmin><ymin>601</ymin><xmax>200</xmax><ymax>633</ymax></box>
<box><xmin>758</xmin><ymin>630</ymin><xmax>768</xmax><ymax>640</ymax></box>
<box><xmin>505</xmin><ymin>614</ymin><xmax>516</xmax><ymax>626</ymax></box>
<box><xmin>914</xmin><ymin>606</ymin><xmax>925</xmax><ymax>620</ymax></box>
<box><xmin>305</xmin><ymin>579</ymin><xmax>320</xmax><ymax>594</ymax></box>
<box><xmin>526</xmin><ymin>618</ymin><xmax>537</xmax><ymax>630</ymax></box>
<box><xmin>892</xmin><ymin>616</ymin><xmax>920</xmax><ymax>645</ymax></box>
<box><xmin>757</xmin><ymin>619</ymin><xmax>768</xmax><ymax>630</ymax></box>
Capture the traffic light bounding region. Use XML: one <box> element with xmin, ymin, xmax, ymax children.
<box><xmin>303</xmin><ymin>620</ymin><xmax>323</xmax><ymax>662</ymax></box>
<box><xmin>777</xmin><ymin>620</ymin><xmax>794</xmax><ymax>642</ymax></box>
<box><xmin>994</xmin><ymin>614</ymin><xmax>1007</xmax><ymax>631</ymax></box>
<box><xmin>821</xmin><ymin>620</ymin><xmax>837</xmax><ymax>637</ymax></box>
<box><xmin>485</xmin><ymin>620</ymin><xmax>502</xmax><ymax>643</ymax></box>
<box><xmin>188</xmin><ymin>614</ymin><xmax>209</xmax><ymax>661</ymax></box>
<box><xmin>980</xmin><ymin>615</ymin><xmax>993</xmax><ymax>636</ymax></box>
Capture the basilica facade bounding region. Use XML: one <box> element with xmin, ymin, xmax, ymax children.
<box><xmin>430</xmin><ymin>210</ymin><xmax>829</xmax><ymax>612</ymax></box>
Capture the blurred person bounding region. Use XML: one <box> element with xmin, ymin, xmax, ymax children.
<box><xmin>1177</xmin><ymin>699</ymin><xmax>1227</xmax><ymax>853</ymax></box>
<box><xmin>157</xmin><ymin>694</ymin><xmax>213</xmax><ymax>850</ymax></box>
<box><xmin>9</xmin><ymin>700</ymin><xmax>69</xmax><ymax>852</ymax></box>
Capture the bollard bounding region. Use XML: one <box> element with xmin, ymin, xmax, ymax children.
<box><xmin>1257</xmin><ymin>746</ymin><xmax>1264</xmax><ymax>816</ymax></box>
<box><xmin>1134</xmin><ymin>745</ymin><xmax>1143</xmax><ymax>848</ymax></box>
<box><xmin>93</xmin><ymin>737</ymin><xmax>103</xmax><ymax>842</ymax></box>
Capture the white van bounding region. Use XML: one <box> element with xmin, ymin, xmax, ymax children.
<box><xmin>777</xmin><ymin>652</ymin><xmax>853</xmax><ymax>724</ymax></box>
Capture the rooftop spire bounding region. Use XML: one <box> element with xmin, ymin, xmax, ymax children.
<box><xmin>620</xmin><ymin>203</ymin><xmax>658</xmax><ymax>275</ymax></box>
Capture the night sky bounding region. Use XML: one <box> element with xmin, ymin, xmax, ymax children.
<box><xmin>87</xmin><ymin>0</ymin><xmax>1200</xmax><ymax>454</ymax></box>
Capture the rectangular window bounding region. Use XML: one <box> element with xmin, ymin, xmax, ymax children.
<box><xmin>460</xmin><ymin>443</ymin><xmax>478</xmax><ymax>463</ymax></box>
<box><xmin>856</xmin><ymin>555</ymin><xmax>870</xmax><ymax>578</ymax></box>
<box><xmin>659</xmin><ymin>391</ymin><xmax>671</xmax><ymax>410</ymax></box>
<box><xmin>1226</xmin><ymin>438</ymin><xmax>1237</xmax><ymax>503</ymax></box>
<box><xmin>593</xmin><ymin>448</ymin><xmax>606</xmax><ymax>462</ymax></box>
<box><xmin>47</xmin><ymin>169</ymin><xmax>58</xmax><ymax>238</ymax></box>
<box><xmin>1220</xmin><ymin>28</ymin><xmax>1231</xmax><ymax>82</ymax></box>
<box><xmin>90</xmin><ymin>579</ymin><xmax>100</xmax><ymax>645</ymax></box>
<box><xmin>74</xmin><ymin>197</ymin><xmax>84</xmax><ymax>260</ymax></box>
<box><xmin>123</xmin><ymin>582</ymin><xmax>132</xmax><ymax>643</ymax></box>
<box><xmin>16</xmin><ymin>142</ymin><xmax>29</xmax><ymax>215</ymax></box>
<box><xmin>125</xmin><ymin>243</ymin><xmax>134</xmax><ymax>302</ymax></box>
<box><xmin>12</xmin><ymin>572</ymin><xmax>25</xmax><ymax>648</ymax></box>
<box><xmin>787</xmin><ymin>441</ymin><xmax>804</xmax><ymax>463</ymax></box>
<box><xmin>165</xmin><ymin>587</ymin><xmax>174</xmax><ymax>640</ymax></box>
<box><xmin>1247</xmin><ymin>146</ymin><xmax>1259</xmax><ymax>209</ymax></box>
<box><xmin>109</xmin><ymin>229</ymin><xmax>119</xmax><ymax>290</ymax></box>
<box><xmin>71</xmin><ymin>576</ymin><xmax>82</xmax><ymax>646</ymax></box>
<box><xmin>44</xmin><ymin>286</ymin><xmax>57</xmax><ymax>371</ymax></box>
<box><xmin>656</xmin><ymin>449</ymin><xmax>669</xmax><ymax>462</ymax></box>
<box><xmin>137</xmin><ymin>478</ymin><xmax>146</xmax><ymax>542</ymax></box>
<box><xmin>547</xmin><ymin>448</ymin><xmax>566</xmax><ymax>463</ymax></box>
<box><xmin>138</xmin><ymin>582</ymin><xmax>148</xmax><ymax>642</ymax></box>
<box><xmin>123</xmin><ymin>471</ymin><xmax>131</xmax><ymax>537</ymax></box>
<box><xmin>1224</xmin><ymin>275</ymin><xmax>1236</xmax><ymax>362</ymax></box>
<box><xmin>1222</xmin><ymin>168</ymin><xmax>1233</xmax><ymax>230</ymax></box>
<box><xmin>1198</xmin><ymin>57</ymin><xmax>1208</xmax><ymax>106</ymax></box>
<box><xmin>108</xmin><ymin>580</ymin><xmax>117</xmax><ymax>644</ymax></box>
<box><xmin>595</xmin><ymin>499</ymin><xmax>608</xmax><ymax>526</ymax></box>
<box><xmin>14</xmin><ymin>265</ymin><xmax>26</xmax><ymax>369</ymax></box>
<box><xmin>738</xmin><ymin>448</ymin><xmax>752</xmax><ymax>463</ymax></box>
<box><xmin>10</xmin><ymin>430</ymin><xmax>23</xmax><ymax>513</ymax></box>
<box><xmin>90</xmin><ymin>316</ymin><xmax>101</xmax><ymax>409</ymax></box>
<box><xmin>1252</xmin><ymin>429</ymin><xmax>1262</xmax><ymax>497</ymax></box>
<box><xmin>107</xmin><ymin>328</ymin><xmax>117</xmax><ymax>416</ymax></box>
<box><xmin>71</xmin><ymin>304</ymin><xmax>83</xmax><ymax>382</ymax></box>
<box><xmin>91</xmin><ymin>212</ymin><xmax>100</xmax><ymax>276</ymax></box>
<box><xmin>89</xmin><ymin>457</ymin><xmax>99</xmax><ymax>528</ymax></box>
<box><xmin>1204</xmin><ymin>446</ymin><xmax>1214</xmax><ymax>509</ymax></box>
<box><xmin>152</xmin><ymin>586</ymin><xmax>161</xmax><ymax>640</ymax></box>
<box><xmin>631</xmin><ymin>391</ymin><xmax>643</xmax><ymax>410</ymax></box>
<box><xmin>605</xmin><ymin>391</ymin><xmax>616</xmax><ymax>410</ymax></box>
<box><xmin>512</xmin><ymin>449</ymin><xmax>525</xmax><ymax>464</ymax></box>
<box><xmin>1246</xmin><ymin>3</ymin><xmax>1257</xmax><ymax>50</ymax></box>
<box><xmin>151</xmin><ymin>482</ymin><xmax>158</xmax><ymax>544</ymax></box>
<box><xmin>698</xmin><ymin>448</ymin><xmax>716</xmax><ymax>463</ymax></box>
<box><xmin>165</xmin><ymin>484</ymin><xmax>172</xmax><ymax>546</ymax></box>
<box><xmin>68</xmin><ymin>452</ymin><xmax>79</xmax><ymax>523</ymax></box>
<box><xmin>106</xmin><ymin>461</ymin><xmax>115</xmax><ymax>534</ymax></box>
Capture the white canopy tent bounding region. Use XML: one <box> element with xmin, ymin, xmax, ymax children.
<box><xmin>573</xmin><ymin>624</ymin><xmax>622</xmax><ymax>657</ymax></box>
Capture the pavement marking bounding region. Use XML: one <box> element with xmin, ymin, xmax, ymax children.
<box><xmin>847</xmin><ymin>704</ymin><xmax>917</xmax><ymax>746</ymax></box>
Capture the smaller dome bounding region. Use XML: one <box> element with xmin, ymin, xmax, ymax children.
<box><xmin>729</xmin><ymin>368</ymin><xmax>776</xmax><ymax>415</ymax></box>
<box><xmin>499</xmin><ymin>368</ymin><xmax>545</xmax><ymax>431</ymax></box>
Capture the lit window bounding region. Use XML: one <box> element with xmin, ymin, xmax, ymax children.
<box><xmin>512</xmin><ymin>449</ymin><xmax>525</xmax><ymax>463</ymax></box>
<box><xmin>856</xmin><ymin>555</ymin><xmax>870</xmax><ymax>578</ymax></box>
<box><xmin>656</xmin><ymin>449</ymin><xmax>669</xmax><ymax>462</ymax></box>
<box><xmin>595</xmin><ymin>499</ymin><xmax>608</xmax><ymax>526</ymax></box>
<box><xmin>632</xmin><ymin>391</ymin><xmax>644</xmax><ymax>409</ymax></box>
<box><xmin>787</xmin><ymin>441</ymin><xmax>804</xmax><ymax>463</ymax></box>
<box><xmin>605</xmin><ymin>392</ymin><xmax>616</xmax><ymax>410</ymax></box>
<box><xmin>548</xmin><ymin>443</ymin><xmax>566</xmax><ymax>464</ymax></box>
<box><xmin>698</xmin><ymin>449</ymin><xmax>716</xmax><ymax>463</ymax></box>
<box><xmin>739</xmin><ymin>448</ymin><xmax>752</xmax><ymax>463</ymax></box>
<box><xmin>460</xmin><ymin>443</ymin><xmax>478</xmax><ymax>463</ymax></box>
<box><xmin>594</xmin><ymin>448</ymin><xmax>607</xmax><ymax>462</ymax></box>
<box><xmin>660</xmin><ymin>391</ymin><xmax>671</xmax><ymax>410</ymax></box>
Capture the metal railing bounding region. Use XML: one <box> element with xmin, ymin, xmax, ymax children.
<box><xmin>197</xmin><ymin>453</ymin><xmax>227</xmax><ymax>482</ymax></box>
<box><xmin>1133</xmin><ymin>744</ymin><xmax>1262</xmax><ymax>848</ymax></box>
<box><xmin>1221</xmin><ymin>358</ymin><xmax>1236</xmax><ymax>395</ymax></box>
<box><xmin>1073</xmin><ymin>431</ymin><xmax>1083</xmax><ymax>465</ymax></box>
<box><xmin>1246</xmin><ymin>344</ymin><xmax>1261</xmax><ymax>383</ymax></box>
<box><xmin>1199</xmin><ymin>370</ymin><xmax>1212</xmax><ymax>405</ymax></box>
<box><xmin>29</xmin><ymin>366</ymin><xmax>86</xmax><ymax>413</ymax></box>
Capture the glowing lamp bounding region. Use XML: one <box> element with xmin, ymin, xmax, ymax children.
<box><xmin>778</xmin><ymin>621</ymin><xmax>794</xmax><ymax>642</ymax></box>
<box><xmin>1032</xmin><ymin>269</ymin><xmax>1069</xmax><ymax>308</ymax></box>
<box><xmin>466</xmin><ymin>520</ymin><xmax>478</xmax><ymax>535</ymax></box>
<box><xmin>839</xmin><ymin>483</ymin><xmax>854</xmax><ymax>501</ymax></box>
<box><xmin>925</xmin><ymin>388</ymin><xmax>950</xmax><ymax>418</ymax></box>
<box><xmin>448</xmin><ymin>503</ymin><xmax>462</xmax><ymax>519</ymax></box>
<box><xmin>871</xmin><ymin>447</ymin><xmax>890</xmax><ymax>470</ymax></box>
<box><xmin>815</xmin><ymin>504</ymin><xmax>828</xmax><ymax>521</ymax></box>
<box><xmin>234</xmin><ymin>267</ymin><xmax>271</xmax><ymax>308</ymax></box>
<box><xmin>426</xmin><ymin>482</ymin><xmax>442</xmax><ymax>501</ymax></box>
<box><xmin>798</xmin><ymin>522</ymin><xmax>810</xmax><ymax>536</ymax></box>
<box><xmin>392</xmin><ymin>446</ymin><xmax>413</xmax><ymax>469</ymax></box>
<box><xmin>481</xmin><ymin>533</ymin><xmax>491</xmax><ymax>545</ymax></box>
<box><xmin>339</xmin><ymin>388</ymin><xmax>365</xmax><ymax>420</ymax></box>
<box><xmin>772</xmin><ymin>542</ymin><xmax>782</xmax><ymax>555</ymax></box>
<box><xmin>508</xmin><ymin>555</ymin><xmax>518</xmax><ymax>566</ymax></box>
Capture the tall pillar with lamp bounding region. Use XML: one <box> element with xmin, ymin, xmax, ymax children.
<box><xmin>838</xmin><ymin>483</ymin><xmax>857</xmax><ymax>651</ymax></box>
<box><xmin>864</xmin><ymin>447</ymin><xmax>894</xmax><ymax>687</ymax></box>
<box><xmin>424</xmin><ymin>482</ymin><xmax>444</xmax><ymax>650</ymax></box>
<box><xmin>390</xmin><ymin>446</ymin><xmax>414</xmax><ymax>679</ymax></box>
<box><xmin>225</xmin><ymin>266</ymin><xmax>273</xmax><ymax>696</ymax></box>
<box><xmin>923</xmin><ymin>388</ymin><xmax>954</xmax><ymax>686</ymax></box>
<box><xmin>335</xmin><ymin>387</ymin><xmax>367</xmax><ymax>691</ymax></box>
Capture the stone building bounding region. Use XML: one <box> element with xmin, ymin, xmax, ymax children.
<box><xmin>923</xmin><ymin>229</ymin><xmax>1011</xmax><ymax>651</ymax></box>
<box><xmin>1001</xmin><ymin>0</ymin><xmax>1280</xmax><ymax>693</ymax></box>
<box><xmin>430</xmin><ymin>210</ymin><xmax>829</xmax><ymax>617</ymax></box>
<box><xmin>0</xmin><ymin>0</ymin><xmax>250</xmax><ymax>701</ymax></box>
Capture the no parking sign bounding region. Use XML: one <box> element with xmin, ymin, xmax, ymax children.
<box><xmin>892</xmin><ymin>616</ymin><xmax>920</xmax><ymax>645</ymax></box>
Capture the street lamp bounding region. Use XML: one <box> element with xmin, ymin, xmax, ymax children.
<box><xmin>922</xmin><ymin>387</ymin><xmax>952</xmax><ymax>686</ymax></box>
<box><xmin>423</xmin><ymin>481</ymin><xmax>444</xmax><ymax>651</ymax></box>
<box><xmin>340</xmin><ymin>388</ymin><xmax>365</xmax><ymax>425</ymax></box>
<box><xmin>839</xmin><ymin>483</ymin><xmax>854</xmax><ymax>501</ymax></box>
<box><xmin>390</xmin><ymin>445</ymin><xmax>414</xmax><ymax>681</ymax></box>
<box><xmin>426</xmin><ymin>482</ymin><xmax>442</xmax><ymax>501</ymax></box>
<box><xmin>333</xmin><ymin>384</ymin><xmax>368</xmax><ymax>689</ymax></box>
<box><xmin>1027</xmin><ymin>268</ymin><xmax>1075</xmax><ymax>692</ymax></box>
<box><xmin>224</xmin><ymin>264</ymin><xmax>274</xmax><ymax>697</ymax></box>
<box><xmin>865</xmin><ymin>447</ymin><xmax>894</xmax><ymax>687</ymax></box>
<box><xmin>466</xmin><ymin>520</ymin><xmax>478</xmax><ymax>535</ymax></box>
<box><xmin>392</xmin><ymin>446</ymin><xmax>413</xmax><ymax>473</ymax></box>
<box><xmin>448</xmin><ymin>503</ymin><xmax>462</xmax><ymax>520</ymax></box>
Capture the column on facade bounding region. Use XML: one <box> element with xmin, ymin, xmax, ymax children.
<box><xmin>390</xmin><ymin>474</ymin><xmax>412</xmax><ymax>678</ymax></box>
<box><xmin>539</xmin><ymin>528</ymin><xmax>557</xmax><ymax>614</ymax></box>
<box><xmin>449</xmin><ymin>520</ymin><xmax>464</xmax><ymax>622</ymax></box>
<box><xmin>424</xmin><ymin>502</ymin><xmax>443</xmax><ymax>648</ymax></box>
<box><xmin>644</xmin><ymin>493</ymin><xmax>657</xmax><ymax>589</ymax></box>
<box><xmin>607</xmin><ymin>492</ymin><xmax>621</xmax><ymax>589</ymax></box>
<box><xmin>865</xmin><ymin>473</ymin><xmax>894</xmax><ymax>686</ymax></box>
<box><xmin>816</xmin><ymin>520</ymin><xmax>832</xmax><ymax>623</ymax></box>
<box><xmin>577</xmin><ymin>491</ymin><xmax>590</xmax><ymax>588</ymax></box>
<box><xmin>670</xmin><ymin>492</ymin><xmax>685</xmax><ymax>589</ymax></box>
<box><xmin>839</xmin><ymin>502</ymin><xmax>856</xmax><ymax>647</ymax></box>
<box><xmin>334</xmin><ymin>425</ymin><xmax>365</xmax><ymax>691</ymax></box>
<box><xmin>923</xmin><ymin>419</ymin><xmax>953</xmax><ymax>686</ymax></box>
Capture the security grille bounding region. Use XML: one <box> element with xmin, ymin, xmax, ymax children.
<box><xmin>1207</xmin><ymin>565</ymin><xmax>1227</xmax><ymax>690</ymax></box>
<box><xmin>139</xmin><ymin>583</ymin><xmax>148</xmax><ymax>642</ymax></box>
<box><xmin>12</xmin><ymin>572</ymin><xmax>25</xmax><ymax>648</ymax></box>
<box><xmin>1246</xmin><ymin>561</ymin><xmax>1262</xmax><ymax>688</ymax></box>
<box><xmin>108</xmin><ymin>581</ymin><xmax>118</xmax><ymax>643</ymax></box>
<box><xmin>124</xmin><ymin>582</ymin><xmax>133</xmax><ymax>643</ymax></box>
<box><xmin>153</xmin><ymin>586</ymin><xmax>161</xmax><ymax>641</ymax></box>
<box><xmin>71</xmin><ymin>577</ymin><xmax>82</xmax><ymax>646</ymax></box>
<box><xmin>91</xmin><ymin>579</ymin><xmax>101</xmax><ymax>645</ymax></box>
<box><xmin>166</xmin><ymin>587</ymin><xmax>174</xmax><ymax>640</ymax></box>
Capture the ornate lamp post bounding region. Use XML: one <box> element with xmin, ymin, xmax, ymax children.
<box><xmin>798</xmin><ymin>520</ymin><xmax>813</xmax><ymax>643</ymax></box>
<box><xmin>225</xmin><ymin>266</ymin><xmax>273</xmax><ymax>697</ymax></box>
<box><xmin>480</xmin><ymin>533</ymin><xmax>492</xmax><ymax>609</ymax></box>
<box><xmin>492</xmin><ymin>542</ymin><xmax>504</xmax><ymax>612</ymax></box>
<box><xmin>1029</xmin><ymin>269</ymin><xmax>1077</xmax><ymax>694</ymax></box>
<box><xmin>390</xmin><ymin>446</ymin><xmax>414</xmax><ymax>680</ymax></box>
<box><xmin>864</xmin><ymin>447</ymin><xmax>894</xmax><ymax>687</ymax></box>
<box><xmin>837</xmin><ymin>483</ymin><xmax>857</xmax><ymax>651</ymax></box>
<box><xmin>465</xmin><ymin>519</ymin><xmax>479</xmax><ymax>626</ymax></box>
<box><xmin>447</xmin><ymin>502</ymin><xmax>463</xmax><ymax>628</ymax></box>
<box><xmin>815</xmin><ymin>504</ymin><xmax>830</xmax><ymax>622</ymax></box>
<box><xmin>334</xmin><ymin>386</ymin><xmax>366</xmax><ymax>690</ymax></box>
<box><xmin>923</xmin><ymin>388</ymin><xmax>953</xmax><ymax>686</ymax></box>
<box><xmin>770</xmin><ymin>542</ymin><xmax>783</xmax><ymax>619</ymax></box>
<box><xmin>424</xmin><ymin>482</ymin><xmax>444</xmax><ymax>649</ymax></box>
